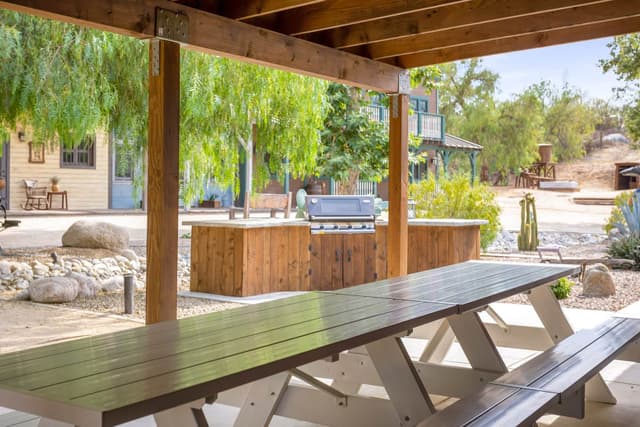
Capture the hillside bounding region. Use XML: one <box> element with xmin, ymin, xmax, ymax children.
<box><xmin>555</xmin><ymin>142</ymin><xmax>640</xmax><ymax>190</ymax></box>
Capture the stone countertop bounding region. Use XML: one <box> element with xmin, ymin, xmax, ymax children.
<box><xmin>183</xmin><ymin>218</ymin><xmax>310</xmax><ymax>228</ymax></box>
<box><xmin>184</xmin><ymin>218</ymin><xmax>487</xmax><ymax>228</ymax></box>
<box><xmin>377</xmin><ymin>218</ymin><xmax>488</xmax><ymax>227</ymax></box>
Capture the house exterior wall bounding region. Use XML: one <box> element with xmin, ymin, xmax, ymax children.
<box><xmin>8</xmin><ymin>129</ymin><xmax>110</xmax><ymax>210</ymax></box>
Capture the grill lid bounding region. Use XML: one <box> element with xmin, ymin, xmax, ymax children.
<box><xmin>306</xmin><ymin>195</ymin><xmax>375</xmax><ymax>221</ymax></box>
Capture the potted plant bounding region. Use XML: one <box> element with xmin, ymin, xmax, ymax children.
<box><xmin>212</xmin><ymin>194</ymin><xmax>221</xmax><ymax>208</ymax></box>
<box><xmin>50</xmin><ymin>176</ymin><xmax>60</xmax><ymax>192</ymax></box>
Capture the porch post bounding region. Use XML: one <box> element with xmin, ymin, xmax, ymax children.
<box><xmin>146</xmin><ymin>39</ymin><xmax>180</xmax><ymax>324</ymax></box>
<box><xmin>387</xmin><ymin>92</ymin><xmax>409</xmax><ymax>277</ymax></box>
<box><xmin>469</xmin><ymin>151</ymin><xmax>478</xmax><ymax>186</ymax></box>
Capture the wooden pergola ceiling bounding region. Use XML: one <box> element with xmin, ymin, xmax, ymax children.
<box><xmin>1</xmin><ymin>0</ymin><xmax>639</xmax><ymax>93</ymax></box>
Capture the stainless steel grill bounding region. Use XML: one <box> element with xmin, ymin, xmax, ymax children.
<box><xmin>306</xmin><ymin>195</ymin><xmax>375</xmax><ymax>234</ymax></box>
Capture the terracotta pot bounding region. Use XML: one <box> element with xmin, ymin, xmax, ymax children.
<box><xmin>51</xmin><ymin>184</ymin><xmax>60</xmax><ymax>192</ymax></box>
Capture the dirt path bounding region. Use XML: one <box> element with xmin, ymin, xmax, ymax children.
<box><xmin>0</xmin><ymin>301</ymin><xmax>141</xmax><ymax>353</ymax></box>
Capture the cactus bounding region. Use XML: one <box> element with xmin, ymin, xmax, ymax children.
<box><xmin>517</xmin><ymin>193</ymin><xmax>539</xmax><ymax>251</ymax></box>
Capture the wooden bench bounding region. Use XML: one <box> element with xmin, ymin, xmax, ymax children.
<box><xmin>0</xmin><ymin>261</ymin><xmax>582</xmax><ymax>427</ymax></box>
<box><xmin>229</xmin><ymin>191</ymin><xmax>291</xmax><ymax>219</ymax></box>
<box><xmin>419</xmin><ymin>316</ymin><xmax>640</xmax><ymax>427</ymax></box>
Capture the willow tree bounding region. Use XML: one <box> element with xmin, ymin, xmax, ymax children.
<box><xmin>0</xmin><ymin>10</ymin><xmax>327</xmax><ymax>206</ymax></box>
<box><xmin>180</xmin><ymin>55</ymin><xmax>327</xmax><ymax>205</ymax></box>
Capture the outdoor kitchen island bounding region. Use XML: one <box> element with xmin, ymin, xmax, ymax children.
<box><xmin>185</xmin><ymin>218</ymin><xmax>486</xmax><ymax>297</ymax></box>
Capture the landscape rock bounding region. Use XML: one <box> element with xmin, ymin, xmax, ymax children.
<box><xmin>62</xmin><ymin>221</ymin><xmax>129</xmax><ymax>251</ymax></box>
<box><xmin>0</xmin><ymin>260</ymin><xmax>11</xmax><ymax>275</ymax></box>
<box><xmin>583</xmin><ymin>264</ymin><xmax>616</xmax><ymax>297</ymax></box>
<box><xmin>119</xmin><ymin>249</ymin><xmax>139</xmax><ymax>263</ymax></box>
<box><xmin>29</xmin><ymin>277</ymin><xmax>79</xmax><ymax>303</ymax></box>
<box><xmin>67</xmin><ymin>272</ymin><xmax>101</xmax><ymax>298</ymax></box>
<box><xmin>101</xmin><ymin>276</ymin><xmax>124</xmax><ymax>293</ymax></box>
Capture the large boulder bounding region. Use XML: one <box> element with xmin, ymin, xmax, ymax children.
<box><xmin>29</xmin><ymin>277</ymin><xmax>79</xmax><ymax>303</ymax></box>
<box><xmin>62</xmin><ymin>221</ymin><xmax>129</xmax><ymax>251</ymax></box>
<box><xmin>582</xmin><ymin>263</ymin><xmax>616</xmax><ymax>297</ymax></box>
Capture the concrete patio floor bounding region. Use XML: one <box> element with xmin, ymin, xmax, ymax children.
<box><xmin>0</xmin><ymin>302</ymin><xmax>638</xmax><ymax>426</ymax></box>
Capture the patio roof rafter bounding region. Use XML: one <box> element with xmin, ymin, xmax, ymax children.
<box><xmin>301</xmin><ymin>0</ymin><xmax>619</xmax><ymax>49</ymax></box>
<box><xmin>390</xmin><ymin>14</ymin><xmax>640</xmax><ymax>68</ymax></box>
<box><xmin>347</xmin><ymin>0</ymin><xmax>640</xmax><ymax>60</ymax></box>
<box><xmin>246</xmin><ymin>0</ymin><xmax>472</xmax><ymax>36</ymax></box>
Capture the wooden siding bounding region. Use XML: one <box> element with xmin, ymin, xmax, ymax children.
<box><xmin>190</xmin><ymin>225</ymin><xmax>310</xmax><ymax>297</ymax></box>
<box><xmin>377</xmin><ymin>224</ymin><xmax>481</xmax><ymax>278</ymax></box>
<box><xmin>8</xmin><ymin>128</ymin><xmax>109</xmax><ymax>210</ymax></box>
<box><xmin>190</xmin><ymin>222</ymin><xmax>480</xmax><ymax>296</ymax></box>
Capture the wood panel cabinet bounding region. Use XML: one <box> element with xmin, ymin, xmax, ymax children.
<box><xmin>309</xmin><ymin>233</ymin><xmax>377</xmax><ymax>290</ymax></box>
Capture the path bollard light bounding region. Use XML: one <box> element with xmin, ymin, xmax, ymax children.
<box><xmin>124</xmin><ymin>274</ymin><xmax>134</xmax><ymax>314</ymax></box>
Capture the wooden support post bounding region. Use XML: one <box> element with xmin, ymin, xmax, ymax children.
<box><xmin>387</xmin><ymin>93</ymin><xmax>409</xmax><ymax>277</ymax></box>
<box><xmin>146</xmin><ymin>39</ymin><xmax>180</xmax><ymax>324</ymax></box>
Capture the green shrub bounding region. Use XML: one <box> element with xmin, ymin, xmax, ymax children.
<box><xmin>608</xmin><ymin>235</ymin><xmax>640</xmax><ymax>269</ymax></box>
<box><xmin>604</xmin><ymin>191</ymin><xmax>632</xmax><ymax>234</ymax></box>
<box><xmin>408</xmin><ymin>175</ymin><xmax>501</xmax><ymax>250</ymax></box>
<box><xmin>551</xmin><ymin>277</ymin><xmax>574</xmax><ymax>299</ymax></box>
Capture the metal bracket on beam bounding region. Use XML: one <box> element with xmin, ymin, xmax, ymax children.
<box><xmin>290</xmin><ymin>368</ymin><xmax>348</xmax><ymax>407</ymax></box>
<box><xmin>398</xmin><ymin>70</ymin><xmax>411</xmax><ymax>95</ymax></box>
<box><xmin>155</xmin><ymin>8</ymin><xmax>189</xmax><ymax>43</ymax></box>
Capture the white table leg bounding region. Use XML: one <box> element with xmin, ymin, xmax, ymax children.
<box><xmin>419</xmin><ymin>319</ymin><xmax>455</xmax><ymax>363</ymax></box>
<box><xmin>448</xmin><ymin>311</ymin><xmax>508</xmax><ymax>373</ymax></box>
<box><xmin>154</xmin><ymin>399</ymin><xmax>208</xmax><ymax>427</ymax></box>
<box><xmin>528</xmin><ymin>284</ymin><xmax>616</xmax><ymax>404</ymax></box>
<box><xmin>366</xmin><ymin>336</ymin><xmax>435</xmax><ymax>426</ymax></box>
<box><xmin>234</xmin><ymin>371</ymin><xmax>291</xmax><ymax>427</ymax></box>
<box><xmin>38</xmin><ymin>419</ymin><xmax>74</xmax><ymax>427</ymax></box>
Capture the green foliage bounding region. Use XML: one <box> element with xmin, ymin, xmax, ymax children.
<box><xmin>317</xmin><ymin>83</ymin><xmax>388</xmax><ymax>193</ymax></box>
<box><xmin>613</xmin><ymin>191</ymin><xmax>640</xmax><ymax>236</ymax></box>
<box><xmin>608</xmin><ymin>235</ymin><xmax>640</xmax><ymax>268</ymax></box>
<box><xmin>408</xmin><ymin>175</ymin><xmax>501</xmax><ymax>250</ymax></box>
<box><xmin>551</xmin><ymin>277</ymin><xmax>574</xmax><ymax>300</ymax></box>
<box><xmin>600</xmin><ymin>35</ymin><xmax>640</xmax><ymax>141</ymax></box>
<box><xmin>0</xmin><ymin>10</ymin><xmax>328</xmax><ymax>206</ymax></box>
<box><xmin>605</xmin><ymin>191</ymin><xmax>632</xmax><ymax>233</ymax></box>
<box><xmin>542</xmin><ymin>84</ymin><xmax>594</xmax><ymax>161</ymax></box>
<box><xmin>517</xmin><ymin>193</ymin><xmax>538</xmax><ymax>251</ymax></box>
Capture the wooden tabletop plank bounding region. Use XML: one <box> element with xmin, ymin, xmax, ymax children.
<box><xmin>74</xmin><ymin>301</ymin><xmax>456</xmax><ymax>425</ymax></box>
<box><xmin>7</xmin><ymin>299</ymin><xmax>453</xmax><ymax>399</ymax></box>
<box><xmin>2</xmin><ymin>294</ymin><xmax>392</xmax><ymax>388</ymax></box>
<box><xmin>0</xmin><ymin>292</ymin><xmax>333</xmax><ymax>367</ymax></box>
<box><xmin>330</xmin><ymin>261</ymin><xmax>577</xmax><ymax>311</ymax></box>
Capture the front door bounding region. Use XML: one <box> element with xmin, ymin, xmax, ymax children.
<box><xmin>110</xmin><ymin>140</ymin><xmax>136</xmax><ymax>209</ymax></box>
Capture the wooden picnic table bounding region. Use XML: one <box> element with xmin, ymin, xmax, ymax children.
<box><xmin>0</xmin><ymin>261</ymin><xmax>582</xmax><ymax>426</ymax></box>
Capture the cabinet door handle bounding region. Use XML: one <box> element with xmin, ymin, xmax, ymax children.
<box><xmin>347</xmin><ymin>249</ymin><xmax>352</xmax><ymax>262</ymax></box>
<box><xmin>335</xmin><ymin>249</ymin><xmax>340</xmax><ymax>263</ymax></box>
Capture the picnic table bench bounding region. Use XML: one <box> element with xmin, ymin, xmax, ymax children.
<box><xmin>0</xmin><ymin>261</ymin><xmax>635</xmax><ymax>427</ymax></box>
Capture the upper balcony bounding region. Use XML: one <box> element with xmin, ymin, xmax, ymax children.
<box><xmin>364</xmin><ymin>103</ymin><xmax>445</xmax><ymax>142</ymax></box>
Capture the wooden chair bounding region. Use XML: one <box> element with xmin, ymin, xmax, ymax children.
<box><xmin>22</xmin><ymin>179</ymin><xmax>49</xmax><ymax>210</ymax></box>
<box><xmin>229</xmin><ymin>192</ymin><xmax>292</xmax><ymax>219</ymax></box>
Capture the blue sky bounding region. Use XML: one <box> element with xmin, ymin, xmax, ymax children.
<box><xmin>480</xmin><ymin>37</ymin><xmax>622</xmax><ymax>102</ymax></box>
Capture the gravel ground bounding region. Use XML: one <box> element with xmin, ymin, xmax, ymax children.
<box><xmin>484</xmin><ymin>242</ymin><xmax>639</xmax><ymax>312</ymax></box>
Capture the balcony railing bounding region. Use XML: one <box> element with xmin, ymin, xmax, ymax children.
<box><xmin>364</xmin><ymin>105</ymin><xmax>445</xmax><ymax>141</ymax></box>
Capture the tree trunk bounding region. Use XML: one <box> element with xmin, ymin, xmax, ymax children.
<box><xmin>338</xmin><ymin>169</ymin><xmax>360</xmax><ymax>194</ymax></box>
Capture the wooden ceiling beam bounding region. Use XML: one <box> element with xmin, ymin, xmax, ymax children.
<box><xmin>357</xmin><ymin>0</ymin><xmax>639</xmax><ymax>60</ymax></box>
<box><xmin>0</xmin><ymin>0</ymin><xmax>404</xmax><ymax>93</ymax></box>
<box><xmin>221</xmin><ymin>0</ymin><xmax>325</xmax><ymax>21</ymax></box>
<box><xmin>249</xmin><ymin>0</ymin><xmax>470</xmax><ymax>36</ymax></box>
<box><xmin>308</xmin><ymin>0</ymin><xmax>615</xmax><ymax>49</ymax></box>
<box><xmin>388</xmin><ymin>15</ymin><xmax>640</xmax><ymax>68</ymax></box>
